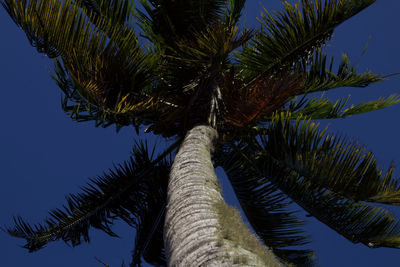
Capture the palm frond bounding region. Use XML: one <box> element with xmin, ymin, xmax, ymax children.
<box><xmin>171</xmin><ymin>23</ymin><xmax>251</xmax><ymax>68</ymax></box>
<box><xmin>3</xmin><ymin>0</ymin><xmax>134</xmax><ymax>57</ymax></box>
<box><xmin>3</xmin><ymin>0</ymin><xmax>158</xmax><ymax>118</ymax></box>
<box><xmin>52</xmin><ymin>58</ymin><xmax>154</xmax><ymax>133</ymax></box>
<box><xmin>69</xmin><ymin>0</ymin><xmax>137</xmax><ymax>42</ymax></box>
<box><xmin>215</xmin><ymin>145</ymin><xmax>316</xmax><ymax>266</ymax></box>
<box><xmin>224</xmin><ymin>0</ymin><xmax>246</xmax><ymax>27</ymax></box>
<box><xmin>256</xmin><ymin>112</ymin><xmax>400</xmax><ymax>205</ymax></box>
<box><xmin>6</xmin><ymin>141</ymin><xmax>176</xmax><ymax>252</ymax></box>
<box><xmin>284</xmin><ymin>94</ymin><xmax>400</xmax><ymax>119</ymax></box>
<box><xmin>237</xmin><ymin>0</ymin><xmax>376</xmax><ymax>78</ymax></box>
<box><xmin>130</xmin><ymin>205</ymin><xmax>166</xmax><ymax>266</ymax></box>
<box><xmin>74</xmin><ymin>0</ymin><xmax>136</xmax><ymax>27</ymax></box>
<box><xmin>296</xmin><ymin>50</ymin><xmax>386</xmax><ymax>94</ymax></box>
<box><xmin>257</xmin><ymin>156</ymin><xmax>400</xmax><ymax>249</ymax></box>
<box><xmin>138</xmin><ymin>0</ymin><xmax>226</xmax><ymax>46</ymax></box>
<box><xmin>229</xmin><ymin>134</ymin><xmax>400</xmax><ymax>249</ymax></box>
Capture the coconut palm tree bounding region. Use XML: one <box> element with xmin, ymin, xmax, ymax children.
<box><xmin>3</xmin><ymin>0</ymin><xmax>400</xmax><ymax>266</ymax></box>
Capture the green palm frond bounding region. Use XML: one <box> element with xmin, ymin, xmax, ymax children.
<box><xmin>6</xmin><ymin>141</ymin><xmax>176</xmax><ymax>252</ymax></box>
<box><xmin>170</xmin><ymin>23</ymin><xmax>252</xmax><ymax>68</ymax></box>
<box><xmin>256</xmin><ymin>112</ymin><xmax>400</xmax><ymax>205</ymax></box>
<box><xmin>229</xmin><ymin>135</ymin><xmax>400</xmax><ymax>249</ymax></box>
<box><xmin>284</xmin><ymin>94</ymin><xmax>400</xmax><ymax>119</ymax></box>
<box><xmin>3</xmin><ymin>0</ymin><xmax>135</xmax><ymax>57</ymax></box>
<box><xmin>224</xmin><ymin>0</ymin><xmax>246</xmax><ymax>27</ymax></box>
<box><xmin>257</xmin><ymin>156</ymin><xmax>400</xmax><ymax>249</ymax></box>
<box><xmin>297</xmin><ymin>50</ymin><xmax>386</xmax><ymax>94</ymax></box>
<box><xmin>215</xmin><ymin>145</ymin><xmax>315</xmax><ymax>266</ymax></box>
<box><xmin>3</xmin><ymin>0</ymin><xmax>157</xmax><ymax>117</ymax></box>
<box><xmin>237</xmin><ymin>0</ymin><xmax>376</xmax><ymax>78</ymax></box>
<box><xmin>52</xmin><ymin>58</ymin><xmax>163</xmax><ymax>133</ymax></box>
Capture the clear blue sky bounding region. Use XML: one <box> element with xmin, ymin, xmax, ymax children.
<box><xmin>1</xmin><ymin>1</ymin><xmax>400</xmax><ymax>266</ymax></box>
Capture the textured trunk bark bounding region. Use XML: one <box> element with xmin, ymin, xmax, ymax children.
<box><xmin>164</xmin><ymin>125</ymin><xmax>281</xmax><ymax>267</ymax></box>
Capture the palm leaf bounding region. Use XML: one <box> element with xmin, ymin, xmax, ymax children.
<box><xmin>237</xmin><ymin>0</ymin><xmax>376</xmax><ymax>78</ymax></box>
<box><xmin>6</xmin><ymin>141</ymin><xmax>176</xmax><ymax>252</ymax></box>
<box><xmin>75</xmin><ymin>0</ymin><xmax>136</xmax><ymax>26</ymax></box>
<box><xmin>296</xmin><ymin>50</ymin><xmax>386</xmax><ymax>94</ymax></box>
<box><xmin>215</xmin><ymin>145</ymin><xmax>316</xmax><ymax>266</ymax></box>
<box><xmin>3</xmin><ymin>0</ymin><xmax>135</xmax><ymax>57</ymax></box>
<box><xmin>256</xmin><ymin>156</ymin><xmax>400</xmax><ymax>249</ymax></box>
<box><xmin>138</xmin><ymin>0</ymin><xmax>226</xmax><ymax>45</ymax></box>
<box><xmin>224</xmin><ymin>0</ymin><xmax>246</xmax><ymax>27</ymax></box>
<box><xmin>131</xmin><ymin>205</ymin><xmax>166</xmax><ymax>266</ymax></box>
<box><xmin>70</xmin><ymin>0</ymin><xmax>137</xmax><ymax>41</ymax></box>
<box><xmin>284</xmin><ymin>94</ymin><xmax>400</xmax><ymax>120</ymax></box>
<box><xmin>230</xmin><ymin>133</ymin><xmax>400</xmax><ymax>249</ymax></box>
<box><xmin>257</xmin><ymin>112</ymin><xmax>400</xmax><ymax>205</ymax></box>
<box><xmin>52</xmin><ymin>58</ymin><xmax>158</xmax><ymax>133</ymax></box>
<box><xmin>3</xmin><ymin>0</ymin><xmax>157</xmax><ymax>118</ymax></box>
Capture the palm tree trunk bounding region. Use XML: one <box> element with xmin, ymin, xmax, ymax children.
<box><xmin>164</xmin><ymin>125</ymin><xmax>281</xmax><ymax>267</ymax></box>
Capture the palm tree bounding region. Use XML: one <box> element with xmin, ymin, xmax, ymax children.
<box><xmin>2</xmin><ymin>0</ymin><xmax>400</xmax><ymax>266</ymax></box>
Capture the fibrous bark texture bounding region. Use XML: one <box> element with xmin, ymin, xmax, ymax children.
<box><xmin>164</xmin><ymin>125</ymin><xmax>281</xmax><ymax>267</ymax></box>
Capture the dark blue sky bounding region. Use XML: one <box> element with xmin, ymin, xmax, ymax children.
<box><xmin>1</xmin><ymin>1</ymin><xmax>400</xmax><ymax>266</ymax></box>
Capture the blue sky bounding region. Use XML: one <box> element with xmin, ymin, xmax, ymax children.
<box><xmin>1</xmin><ymin>1</ymin><xmax>400</xmax><ymax>266</ymax></box>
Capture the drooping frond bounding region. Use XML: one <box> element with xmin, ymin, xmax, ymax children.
<box><xmin>296</xmin><ymin>50</ymin><xmax>386</xmax><ymax>94</ymax></box>
<box><xmin>215</xmin><ymin>145</ymin><xmax>316</xmax><ymax>266</ymax></box>
<box><xmin>228</xmin><ymin>130</ymin><xmax>400</xmax><ymax>249</ymax></box>
<box><xmin>2</xmin><ymin>0</ymin><xmax>136</xmax><ymax>57</ymax></box>
<box><xmin>3</xmin><ymin>0</ymin><xmax>159</xmax><ymax>120</ymax></box>
<box><xmin>6</xmin><ymin>141</ymin><xmax>176</xmax><ymax>252</ymax></box>
<box><xmin>283</xmin><ymin>94</ymin><xmax>400</xmax><ymax>120</ymax></box>
<box><xmin>256</xmin><ymin>157</ymin><xmax>400</xmax><ymax>249</ymax></box>
<box><xmin>257</xmin><ymin>112</ymin><xmax>400</xmax><ymax>205</ymax></box>
<box><xmin>237</xmin><ymin>0</ymin><xmax>376</xmax><ymax>78</ymax></box>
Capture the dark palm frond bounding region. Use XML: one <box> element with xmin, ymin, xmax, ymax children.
<box><xmin>296</xmin><ymin>50</ymin><xmax>386</xmax><ymax>94</ymax></box>
<box><xmin>138</xmin><ymin>0</ymin><xmax>226</xmax><ymax>46</ymax></box>
<box><xmin>74</xmin><ymin>0</ymin><xmax>136</xmax><ymax>27</ymax></box>
<box><xmin>69</xmin><ymin>0</ymin><xmax>137</xmax><ymax>42</ymax></box>
<box><xmin>224</xmin><ymin>0</ymin><xmax>246</xmax><ymax>27</ymax></box>
<box><xmin>230</xmin><ymin>135</ymin><xmax>400</xmax><ymax>249</ymax></box>
<box><xmin>170</xmin><ymin>22</ymin><xmax>252</xmax><ymax>69</ymax></box>
<box><xmin>258</xmin><ymin>157</ymin><xmax>400</xmax><ymax>249</ymax></box>
<box><xmin>237</xmin><ymin>0</ymin><xmax>376</xmax><ymax>78</ymax></box>
<box><xmin>6</xmin><ymin>141</ymin><xmax>175</xmax><ymax>252</ymax></box>
<box><xmin>256</xmin><ymin>112</ymin><xmax>400</xmax><ymax>205</ymax></box>
<box><xmin>283</xmin><ymin>94</ymin><xmax>400</xmax><ymax>120</ymax></box>
<box><xmin>136</xmin><ymin>0</ymin><xmax>231</xmax><ymax>93</ymax></box>
<box><xmin>215</xmin><ymin>145</ymin><xmax>316</xmax><ymax>266</ymax></box>
<box><xmin>3</xmin><ymin>0</ymin><xmax>158</xmax><ymax>118</ymax></box>
<box><xmin>130</xmin><ymin>205</ymin><xmax>166</xmax><ymax>267</ymax></box>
